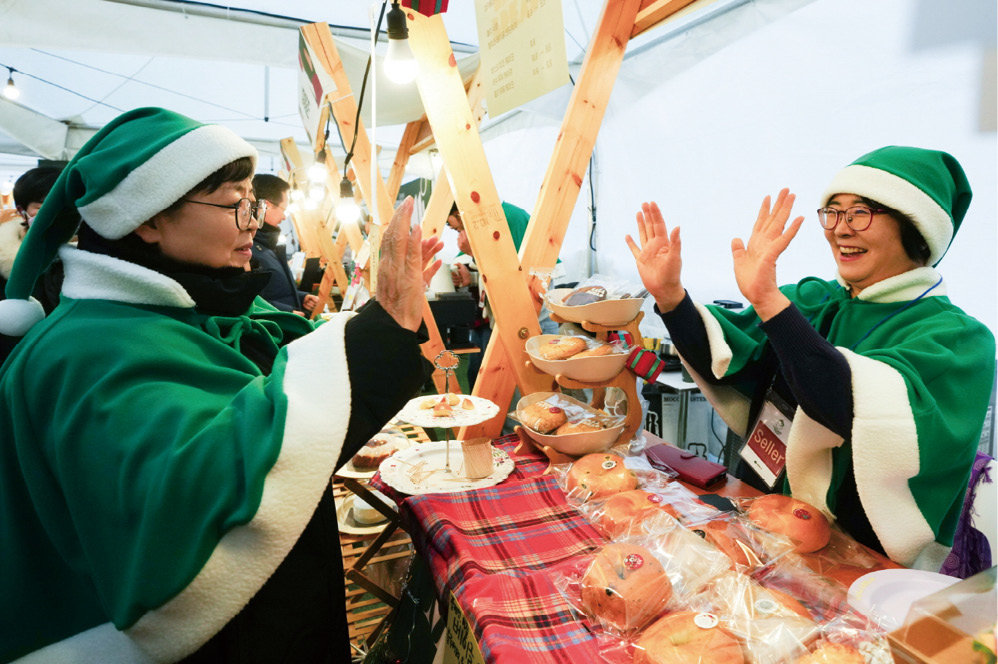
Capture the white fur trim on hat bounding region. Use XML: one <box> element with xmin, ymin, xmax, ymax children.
<box><xmin>78</xmin><ymin>125</ymin><xmax>257</xmax><ymax>240</ymax></box>
<box><xmin>0</xmin><ymin>296</ymin><xmax>45</xmax><ymax>337</ymax></box>
<box><xmin>822</xmin><ymin>164</ymin><xmax>951</xmax><ymax>266</ymax></box>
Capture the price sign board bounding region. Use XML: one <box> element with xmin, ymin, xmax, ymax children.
<box><xmin>474</xmin><ymin>0</ymin><xmax>570</xmax><ymax>117</ymax></box>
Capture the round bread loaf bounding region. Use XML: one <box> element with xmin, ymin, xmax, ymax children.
<box><xmin>746</xmin><ymin>494</ymin><xmax>831</xmax><ymax>553</ymax></box>
<box><xmin>538</xmin><ymin>336</ymin><xmax>589</xmax><ymax>360</ymax></box>
<box><xmin>571</xmin><ymin>343</ymin><xmax>615</xmax><ymax>358</ymax></box>
<box><xmin>554</xmin><ymin>419</ymin><xmax>604</xmax><ymax>436</ymax></box>
<box><xmin>566</xmin><ymin>453</ymin><xmax>637</xmax><ymax>499</ymax></box>
<box><xmin>580</xmin><ymin>543</ymin><xmax>672</xmax><ymax>632</ymax></box>
<box><xmin>688</xmin><ymin>520</ymin><xmax>760</xmax><ymax>570</ymax></box>
<box><xmin>633</xmin><ymin>612</ymin><xmax>745</xmax><ymax>664</ymax></box>
<box><xmin>598</xmin><ymin>489</ymin><xmax>675</xmax><ymax>537</ymax></box>
<box><xmin>794</xmin><ymin>642</ymin><xmax>864</xmax><ymax>664</ymax></box>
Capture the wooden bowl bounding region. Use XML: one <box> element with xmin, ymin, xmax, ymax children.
<box><xmin>515</xmin><ymin>392</ymin><xmax>625</xmax><ymax>456</ymax></box>
<box><xmin>526</xmin><ymin>335</ymin><xmax>629</xmax><ymax>383</ymax></box>
<box><xmin>545</xmin><ymin>288</ymin><xmax>644</xmax><ymax>326</ymax></box>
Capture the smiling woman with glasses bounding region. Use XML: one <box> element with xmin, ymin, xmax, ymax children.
<box><xmin>0</xmin><ymin>107</ymin><xmax>443</xmax><ymax>663</ymax></box>
<box><xmin>627</xmin><ymin>146</ymin><xmax>994</xmax><ymax>571</ymax></box>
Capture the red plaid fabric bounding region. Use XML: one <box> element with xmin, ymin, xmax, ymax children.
<box><xmin>372</xmin><ymin>436</ymin><xmax>608</xmax><ymax>663</ymax></box>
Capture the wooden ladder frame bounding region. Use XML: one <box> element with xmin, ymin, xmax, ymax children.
<box><xmin>406</xmin><ymin>0</ymin><xmax>699</xmax><ymax>438</ymax></box>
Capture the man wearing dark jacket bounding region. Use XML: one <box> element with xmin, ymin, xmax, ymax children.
<box><xmin>251</xmin><ymin>174</ymin><xmax>318</xmax><ymax>315</ymax></box>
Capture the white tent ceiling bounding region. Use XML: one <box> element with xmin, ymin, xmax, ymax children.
<box><xmin>0</xmin><ymin>0</ymin><xmax>995</xmax><ymax>334</ymax></box>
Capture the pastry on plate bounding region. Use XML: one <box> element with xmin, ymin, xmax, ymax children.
<box><xmin>353</xmin><ymin>435</ymin><xmax>405</xmax><ymax>470</ymax></box>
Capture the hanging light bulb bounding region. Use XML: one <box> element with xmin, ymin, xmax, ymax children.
<box><xmin>384</xmin><ymin>1</ymin><xmax>417</xmax><ymax>84</ymax></box>
<box><xmin>336</xmin><ymin>176</ymin><xmax>361</xmax><ymax>224</ymax></box>
<box><xmin>3</xmin><ymin>68</ymin><xmax>20</xmax><ymax>101</ymax></box>
<box><xmin>308</xmin><ymin>183</ymin><xmax>326</xmax><ymax>202</ymax></box>
<box><xmin>0</xmin><ymin>178</ymin><xmax>13</xmax><ymax>197</ymax></box>
<box><xmin>307</xmin><ymin>148</ymin><xmax>328</xmax><ymax>183</ymax></box>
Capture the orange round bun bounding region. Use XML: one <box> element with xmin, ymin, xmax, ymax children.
<box><xmin>794</xmin><ymin>642</ymin><xmax>864</xmax><ymax>664</ymax></box>
<box><xmin>599</xmin><ymin>490</ymin><xmax>674</xmax><ymax>537</ymax></box>
<box><xmin>581</xmin><ymin>543</ymin><xmax>672</xmax><ymax>632</ymax></box>
<box><xmin>633</xmin><ymin>611</ymin><xmax>745</xmax><ymax>664</ymax></box>
<box><xmin>746</xmin><ymin>494</ymin><xmax>831</xmax><ymax>553</ymax></box>
<box><xmin>567</xmin><ymin>453</ymin><xmax>637</xmax><ymax>500</ymax></box>
<box><xmin>690</xmin><ymin>520</ymin><xmax>757</xmax><ymax>570</ymax></box>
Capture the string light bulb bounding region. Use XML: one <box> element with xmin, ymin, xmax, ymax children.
<box><xmin>3</xmin><ymin>68</ymin><xmax>19</xmax><ymax>101</ymax></box>
<box><xmin>336</xmin><ymin>176</ymin><xmax>361</xmax><ymax>224</ymax></box>
<box><xmin>384</xmin><ymin>1</ymin><xmax>417</xmax><ymax>84</ymax></box>
<box><xmin>307</xmin><ymin>148</ymin><xmax>328</xmax><ymax>183</ymax></box>
<box><xmin>0</xmin><ymin>178</ymin><xmax>14</xmax><ymax>196</ymax></box>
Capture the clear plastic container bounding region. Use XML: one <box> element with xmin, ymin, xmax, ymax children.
<box><xmin>888</xmin><ymin>567</ymin><xmax>996</xmax><ymax>664</ymax></box>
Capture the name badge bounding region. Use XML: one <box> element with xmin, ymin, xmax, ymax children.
<box><xmin>740</xmin><ymin>393</ymin><xmax>793</xmax><ymax>489</ymax></box>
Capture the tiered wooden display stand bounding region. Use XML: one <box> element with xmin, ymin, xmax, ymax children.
<box><xmin>516</xmin><ymin>311</ymin><xmax>647</xmax><ymax>470</ymax></box>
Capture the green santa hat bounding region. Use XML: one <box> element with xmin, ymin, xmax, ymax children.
<box><xmin>0</xmin><ymin>107</ymin><xmax>257</xmax><ymax>337</ymax></box>
<box><xmin>821</xmin><ymin>145</ymin><xmax>971</xmax><ymax>267</ymax></box>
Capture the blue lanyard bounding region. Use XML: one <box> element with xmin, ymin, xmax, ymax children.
<box><xmin>848</xmin><ymin>276</ymin><xmax>943</xmax><ymax>351</ymax></box>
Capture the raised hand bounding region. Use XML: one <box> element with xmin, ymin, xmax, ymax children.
<box><xmin>624</xmin><ymin>201</ymin><xmax>685</xmax><ymax>313</ymax></box>
<box><xmin>730</xmin><ymin>188</ymin><xmax>804</xmax><ymax>321</ymax></box>
<box><xmin>377</xmin><ymin>197</ymin><xmax>441</xmax><ymax>331</ymax></box>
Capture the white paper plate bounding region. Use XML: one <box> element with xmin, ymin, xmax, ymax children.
<box><xmin>379</xmin><ymin>441</ymin><xmax>515</xmax><ymax>495</ymax></box>
<box><xmin>336</xmin><ymin>436</ymin><xmax>414</xmax><ymax>479</ymax></box>
<box><xmin>396</xmin><ymin>394</ymin><xmax>500</xmax><ymax>429</ymax></box>
<box><xmin>847</xmin><ymin>568</ymin><xmax>960</xmax><ymax>631</ymax></box>
<box><xmin>336</xmin><ymin>494</ymin><xmax>392</xmax><ymax>536</ymax></box>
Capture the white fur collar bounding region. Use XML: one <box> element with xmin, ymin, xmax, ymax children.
<box><xmin>59</xmin><ymin>245</ymin><xmax>196</xmax><ymax>308</ymax></box>
<box><xmin>835</xmin><ymin>266</ymin><xmax>945</xmax><ymax>303</ymax></box>
<box><xmin>0</xmin><ymin>219</ymin><xmax>25</xmax><ymax>280</ymax></box>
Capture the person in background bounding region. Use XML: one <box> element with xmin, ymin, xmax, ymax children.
<box><xmin>447</xmin><ymin>201</ymin><xmax>559</xmax><ymax>387</ymax></box>
<box><xmin>626</xmin><ymin>146</ymin><xmax>994</xmax><ymax>570</ymax></box>
<box><xmin>1</xmin><ymin>166</ymin><xmax>65</xmax><ymax>363</ymax></box>
<box><xmin>0</xmin><ymin>107</ymin><xmax>442</xmax><ymax>663</ymax></box>
<box><xmin>1</xmin><ymin>166</ymin><xmax>64</xmax><ymax>312</ymax></box>
<box><xmin>250</xmin><ymin>173</ymin><xmax>318</xmax><ymax>315</ymax></box>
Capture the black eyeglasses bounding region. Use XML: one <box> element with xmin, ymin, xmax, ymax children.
<box><xmin>816</xmin><ymin>206</ymin><xmax>888</xmax><ymax>232</ymax></box>
<box><xmin>180</xmin><ymin>197</ymin><xmax>268</xmax><ymax>230</ymax></box>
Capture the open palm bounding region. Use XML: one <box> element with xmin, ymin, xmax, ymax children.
<box><xmin>731</xmin><ymin>188</ymin><xmax>804</xmax><ymax>319</ymax></box>
<box><xmin>625</xmin><ymin>201</ymin><xmax>685</xmax><ymax>312</ymax></box>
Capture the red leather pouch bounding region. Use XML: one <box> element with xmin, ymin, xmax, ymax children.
<box><xmin>645</xmin><ymin>443</ymin><xmax>727</xmax><ymax>489</ymax></box>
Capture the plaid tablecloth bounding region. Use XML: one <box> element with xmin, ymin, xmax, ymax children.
<box><xmin>371</xmin><ymin>435</ymin><xmax>608</xmax><ymax>664</ymax></box>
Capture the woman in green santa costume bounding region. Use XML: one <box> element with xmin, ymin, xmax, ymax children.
<box><xmin>626</xmin><ymin>146</ymin><xmax>994</xmax><ymax>570</ymax></box>
<box><xmin>0</xmin><ymin>107</ymin><xmax>442</xmax><ymax>663</ymax></box>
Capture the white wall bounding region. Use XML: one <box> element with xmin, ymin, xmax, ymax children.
<box><xmin>480</xmin><ymin>0</ymin><xmax>997</xmax><ymax>341</ymax></box>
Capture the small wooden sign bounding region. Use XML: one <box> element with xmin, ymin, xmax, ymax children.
<box><xmin>442</xmin><ymin>591</ymin><xmax>486</xmax><ymax>664</ymax></box>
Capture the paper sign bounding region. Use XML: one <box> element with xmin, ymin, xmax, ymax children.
<box><xmin>442</xmin><ymin>591</ymin><xmax>486</xmax><ymax>664</ymax></box>
<box><xmin>297</xmin><ymin>32</ymin><xmax>338</xmax><ymax>147</ymax></box>
<box><xmin>474</xmin><ymin>0</ymin><xmax>570</xmax><ymax>117</ymax></box>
